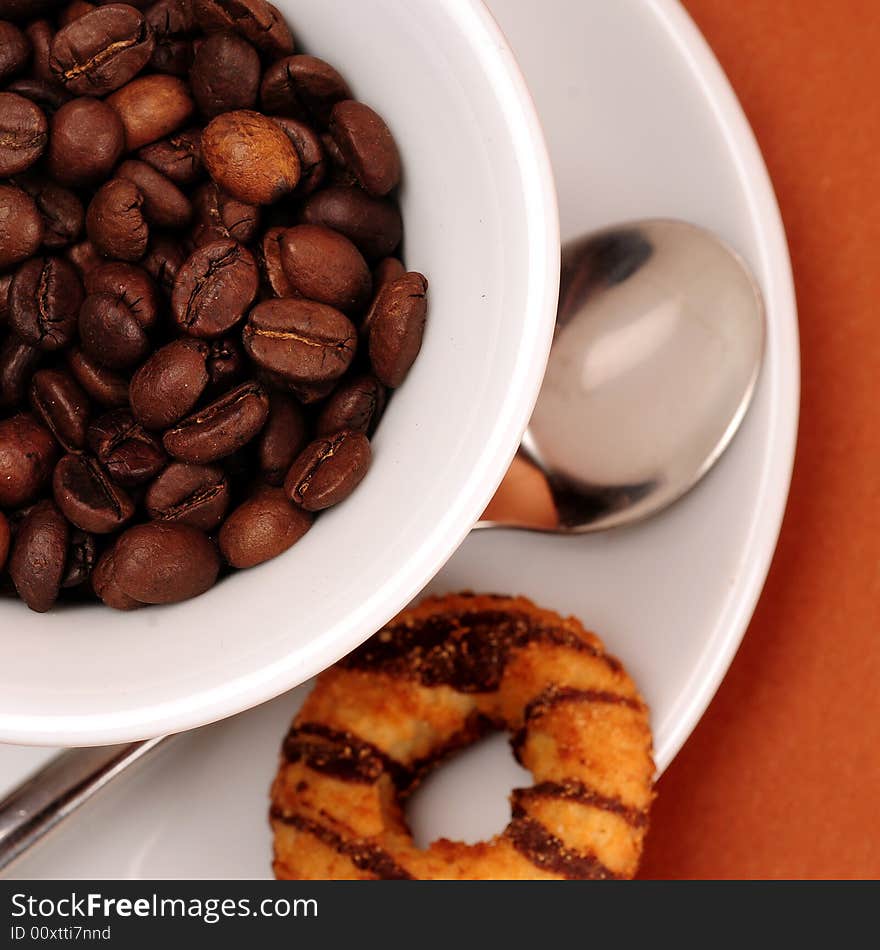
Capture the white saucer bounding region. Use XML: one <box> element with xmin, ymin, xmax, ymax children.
<box><xmin>1</xmin><ymin>0</ymin><xmax>798</xmax><ymax>879</ymax></box>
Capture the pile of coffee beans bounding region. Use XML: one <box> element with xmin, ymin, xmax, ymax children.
<box><xmin>0</xmin><ymin>0</ymin><xmax>428</xmax><ymax>612</ymax></box>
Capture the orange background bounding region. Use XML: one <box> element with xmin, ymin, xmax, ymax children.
<box><xmin>490</xmin><ymin>0</ymin><xmax>880</xmax><ymax>878</ymax></box>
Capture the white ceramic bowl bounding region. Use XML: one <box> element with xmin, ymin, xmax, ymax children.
<box><xmin>0</xmin><ymin>0</ymin><xmax>559</xmax><ymax>746</ymax></box>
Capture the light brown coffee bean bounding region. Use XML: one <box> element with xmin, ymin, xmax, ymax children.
<box><xmin>106</xmin><ymin>73</ymin><xmax>194</xmax><ymax>150</ymax></box>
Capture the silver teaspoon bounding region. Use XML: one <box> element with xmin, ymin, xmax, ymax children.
<box><xmin>0</xmin><ymin>219</ymin><xmax>765</xmax><ymax>872</ymax></box>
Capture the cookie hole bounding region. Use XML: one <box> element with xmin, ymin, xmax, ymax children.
<box><xmin>407</xmin><ymin>733</ymin><xmax>531</xmax><ymax>848</ymax></box>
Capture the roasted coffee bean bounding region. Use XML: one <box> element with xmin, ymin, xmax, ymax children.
<box><xmin>9</xmin><ymin>255</ymin><xmax>84</xmax><ymax>351</ymax></box>
<box><xmin>91</xmin><ymin>542</ymin><xmax>141</xmax><ymax>608</ymax></box>
<box><xmin>0</xmin><ymin>183</ymin><xmax>43</xmax><ymax>271</ymax></box>
<box><xmin>24</xmin><ymin>19</ymin><xmax>56</xmax><ymax>81</ymax></box>
<box><xmin>316</xmin><ymin>374</ymin><xmax>386</xmax><ymax>437</ymax></box>
<box><xmin>150</xmin><ymin>36</ymin><xmax>193</xmax><ymax>75</ymax></box>
<box><xmin>93</xmin><ymin>0</ymin><xmax>152</xmax><ymax>8</ymax></box>
<box><xmin>258</xmin><ymin>393</ymin><xmax>307</xmax><ymax>486</ymax></box>
<box><xmin>0</xmin><ymin>413</ymin><xmax>58</xmax><ymax>507</ymax></box>
<box><xmin>191</xmin><ymin>31</ymin><xmax>260</xmax><ymax>118</ymax></box>
<box><xmin>65</xmin><ymin>239</ymin><xmax>103</xmax><ymax>276</ymax></box>
<box><xmin>106</xmin><ymin>74</ymin><xmax>194</xmax><ymax>150</ymax></box>
<box><xmin>61</xmin><ymin>528</ymin><xmax>96</xmax><ymax>587</ymax></box>
<box><xmin>86</xmin><ymin>179</ymin><xmax>149</xmax><ymax>262</ymax></box>
<box><xmin>0</xmin><ymin>511</ymin><xmax>10</xmax><ymax>573</ymax></box>
<box><xmin>14</xmin><ymin>173</ymin><xmax>84</xmax><ymax>250</ymax></box>
<box><xmin>47</xmin><ymin>97</ymin><xmax>125</xmax><ymax>187</ymax></box>
<box><xmin>280</xmin><ymin>224</ymin><xmax>371</xmax><ymax>315</ymax></box>
<box><xmin>259</xmin><ymin>226</ymin><xmax>296</xmax><ymax>298</ymax></box>
<box><xmin>368</xmin><ymin>272</ymin><xmax>428</xmax><ymax>387</ymax></box>
<box><xmin>206</xmin><ymin>337</ymin><xmax>244</xmax><ymax>391</ymax></box>
<box><xmin>0</xmin><ymin>21</ymin><xmax>30</xmax><ymax>82</ymax></box>
<box><xmin>284</xmin><ymin>430</ymin><xmax>371</xmax><ymax>512</ymax></box>
<box><xmin>373</xmin><ymin>256</ymin><xmax>405</xmax><ymax>291</ymax></box>
<box><xmin>142</xmin><ymin>234</ymin><xmax>185</xmax><ymax>293</ymax></box>
<box><xmin>9</xmin><ymin>500</ymin><xmax>69</xmax><ymax>612</ymax></box>
<box><xmin>87</xmin><ymin>408</ymin><xmax>166</xmax><ymax>486</ymax></box>
<box><xmin>146</xmin><ymin>0</ymin><xmax>196</xmax><ymax>75</ymax></box>
<box><xmin>243</xmin><ymin>298</ymin><xmax>356</xmax><ymax>384</ymax></box>
<box><xmin>271</xmin><ymin>117</ymin><xmax>326</xmax><ymax>196</ymax></box>
<box><xmin>6</xmin><ymin>77</ymin><xmax>71</xmax><ymax>114</ymax></box>
<box><xmin>30</xmin><ymin>367</ymin><xmax>90</xmax><ymax>450</ymax></box>
<box><xmin>299</xmin><ymin>186</ymin><xmax>402</xmax><ymax>263</ymax></box>
<box><xmin>53</xmin><ymin>451</ymin><xmax>135</xmax><ymax>533</ymax></box>
<box><xmin>96</xmin><ymin>521</ymin><xmax>219</xmax><ymax>607</ymax></box>
<box><xmin>145</xmin><ymin>461</ymin><xmax>229</xmax><ymax>530</ymax></box>
<box><xmin>329</xmin><ymin>100</ymin><xmax>401</xmax><ymax>198</ymax></box>
<box><xmin>0</xmin><ymin>92</ymin><xmax>48</xmax><ymax>176</ymax></box>
<box><xmin>219</xmin><ymin>484</ymin><xmax>311</xmax><ymax>569</ymax></box>
<box><xmin>117</xmin><ymin>159</ymin><xmax>191</xmax><ymax>230</ymax></box>
<box><xmin>138</xmin><ymin>128</ymin><xmax>201</xmax><ymax>184</ymax></box>
<box><xmin>260</xmin><ymin>54</ymin><xmax>351</xmax><ymax>126</ymax></box>
<box><xmin>59</xmin><ymin>1</ymin><xmax>97</xmax><ymax>28</ymax></box>
<box><xmin>78</xmin><ymin>291</ymin><xmax>151</xmax><ymax>369</ymax></box>
<box><xmin>66</xmin><ymin>346</ymin><xmax>129</xmax><ymax>407</ymax></box>
<box><xmin>201</xmin><ymin>110</ymin><xmax>300</xmax><ymax>206</ymax></box>
<box><xmin>0</xmin><ymin>273</ymin><xmax>11</xmax><ymax>326</ymax></box>
<box><xmin>172</xmin><ymin>239</ymin><xmax>258</xmax><ymax>338</ymax></box>
<box><xmin>129</xmin><ymin>337</ymin><xmax>209</xmax><ymax>429</ymax></box>
<box><xmin>163</xmin><ymin>380</ymin><xmax>269</xmax><ymax>464</ymax></box>
<box><xmin>49</xmin><ymin>4</ymin><xmax>155</xmax><ymax>95</ymax></box>
<box><xmin>191</xmin><ymin>182</ymin><xmax>260</xmax><ymax>246</ymax></box>
<box><xmin>0</xmin><ymin>337</ymin><xmax>41</xmax><ymax>410</ymax></box>
<box><xmin>194</xmin><ymin>0</ymin><xmax>293</xmax><ymax>57</ymax></box>
<box><xmin>84</xmin><ymin>261</ymin><xmax>159</xmax><ymax>330</ymax></box>
<box><xmin>284</xmin><ymin>377</ymin><xmax>335</xmax><ymax>405</ymax></box>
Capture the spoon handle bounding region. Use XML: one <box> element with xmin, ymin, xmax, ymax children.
<box><xmin>0</xmin><ymin>736</ymin><xmax>168</xmax><ymax>873</ymax></box>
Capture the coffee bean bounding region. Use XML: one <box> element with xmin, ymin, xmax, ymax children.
<box><xmin>0</xmin><ymin>272</ymin><xmax>11</xmax><ymax>327</ymax></box>
<box><xmin>87</xmin><ymin>408</ymin><xmax>166</xmax><ymax>486</ymax></box>
<box><xmin>129</xmin><ymin>337</ymin><xmax>209</xmax><ymax>429</ymax></box>
<box><xmin>59</xmin><ymin>1</ymin><xmax>98</xmax><ymax>28</ymax></box>
<box><xmin>23</xmin><ymin>19</ymin><xmax>56</xmax><ymax>83</ymax></box>
<box><xmin>316</xmin><ymin>374</ymin><xmax>386</xmax><ymax>437</ymax></box>
<box><xmin>172</xmin><ymin>239</ymin><xmax>258</xmax><ymax>338</ymax></box>
<box><xmin>65</xmin><ymin>239</ymin><xmax>103</xmax><ymax>277</ymax></box>
<box><xmin>138</xmin><ymin>127</ymin><xmax>202</xmax><ymax>184</ymax></box>
<box><xmin>329</xmin><ymin>100</ymin><xmax>401</xmax><ymax>198</ymax></box>
<box><xmin>9</xmin><ymin>499</ymin><xmax>69</xmax><ymax>612</ymax></box>
<box><xmin>219</xmin><ymin>484</ymin><xmax>311</xmax><ymax>569</ymax></box>
<box><xmin>6</xmin><ymin>77</ymin><xmax>71</xmax><ymax>114</ymax></box>
<box><xmin>53</xmin><ymin>451</ymin><xmax>135</xmax><ymax>533</ymax></box>
<box><xmin>206</xmin><ymin>337</ymin><xmax>244</xmax><ymax>392</ymax></box>
<box><xmin>0</xmin><ymin>92</ymin><xmax>48</xmax><ymax>176</ymax></box>
<box><xmin>49</xmin><ymin>4</ymin><xmax>155</xmax><ymax>95</ymax></box>
<box><xmin>30</xmin><ymin>367</ymin><xmax>90</xmax><ymax>450</ymax></box>
<box><xmin>142</xmin><ymin>234</ymin><xmax>185</xmax><ymax>293</ymax></box>
<box><xmin>280</xmin><ymin>224</ymin><xmax>371</xmax><ymax>316</ymax></box>
<box><xmin>0</xmin><ymin>413</ymin><xmax>58</xmax><ymax>507</ymax></box>
<box><xmin>191</xmin><ymin>31</ymin><xmax>260</xmax><ymax>118</ymax></box>
<box><xmin>79</xmin><ymin>291</ymin><xmax>150</xmax><ymax>369</ymax></box>
<box><xmin>258</xmin><ymin>393</ymin><xmax>307</xmax><ymax>486</ymax></box>
<box><xmin>271</xmin><ymin>116</ymin><xmax>326</xmax><ymax>196</ymax></box>
<box><xmin>91</xmin><ymin>542</ymin><xmax>141</xmax><ymax>609</ymax></box>
<box><xmin>84</xmin><ymin>261</ymin><xmax>159</xmax><ymax>330</ymax></box>
<box><xmin>259</xmin><ymin>226</ymin><xmax>296</xmax><ymax>298</ymax></box>
<box><xmin>145</xmin><ymin>461</ymin><xmax>229</xmax><ymax>530</ymax></box>
<box><xmin>106</xmin><ymin>73</ymin><xmax>194</xmax><ymax>150</ymax></box>
<box><xmin>283</xmin><ymin>377</ymin><xmax>336</xmax><ymax>406</ymax></box>
<box><xmin>373</xmin><ymin>256</ymin><xmax>405</xmax><ymax>291</ymax></box>
<box><xmin>9</xmin><ymin>255</ymin><xmax>84</xmax><ymax>351</ymax></box>
<box><xmin>86</xmin><ymin>178</ymin><xmax>149</xmax><ymax>262</ymax></box>
<box><xmin>194</xmin><ymin>0</ymin><xmax>293</xmax><ymax>57</ymax></box>
<box><xmin>0</xmin><ymin>511</ymin><xmax>10</xmax><ymax>573</ymax></box>
<box><xmin>14</xmin><ymin>172</ymin><xmax>84</xmax><ymax>250</ymax></box>
<box><xmin>66</xmin><ymin>346</ymin><xmax>129</xmax><ymax>407</ymax></box>
<box><xmin>202</xmin><ymin>110</ymin><xmax>300</xmax><ymax>206</ymax></box>
<box><xmin>146</xmin><ymin>0</ymin><xmax>195</xmax><ymax>75</ymax></box>
<box><xmin>299</xmin><ymin>185</ymin><xmax>402</xmax><ymax>263</ymax></box>
<box><xmin>284</xmin><ymin>430</ymin><xmax>371</xmax><ymax>512</ymax></box>
<box><xmin>191</xmin><ymin>182</ymin><xmax>260</xmax><ymax>246</ymax></box>
<box><xmin>0</xmin><ymin>21</ymin><xmax>30</xmax><ymax>83</ymax></box>
<box><xmin>117</xmin><ymin>159</ymin><xmax>191</xmax><ymax>230</ymax></box>
<box><xmin>46</xmin><ymin>97</ymin><xmax>125</xmax><ymax>187</ymax></box>
<box><xmin>151</xmin><ymin>35</ymin><xmax>193</xmax><ymax>74</ymax></box>
<box><xmin>163</xmin><ymin>380</ymin><xmax>269</xmax><ymax>463</ymax></box>
<box><xmin>260</xmin><ymin>54</ymin><xmax>351</xmax><ymax>126</ymax></box>
<box><xmin>61</xmin><ymin>527</ymin><xmax>96</xmax><ymax>587</ymax></box>
<box><xmin>368</xmin><ymin>272</ymin><xmax>428</xmax><ymax>387</ymax></box>
<box><xmin>0</xmin><ymin>337</ymin><xmax>41</xmax><ymax>410</ymax></box>
<box><xmin>243</xmin><ymin>298</ymin><xmax>357</xmax><ymax>383</ymax></box>
<box><xmin>0</xmin><ymin>183</ymin><xmax>43</xmax><ymax>271</ymax></box>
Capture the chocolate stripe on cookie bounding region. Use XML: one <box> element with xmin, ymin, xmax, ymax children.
<box><xmin>285</xmin><ymin>723</ymin><xmax>412</xmax><ymax>787</ymax></box>
<box><xmin>271</xmin><ymin>809</ymin><xmax>413</xmax><ymax>880</ymax></box>
<box><xmin>506</xmin><ymin>809</ymin><xmax>621</xmax><ymax>880</ymax></box>
<box><xmin>512</xmin><ymin>781</ymin><xmax>649</xmax><ymax>828</ymax></box>
<box><xmin>342</xmin><ymin>609</ymin><xmax>621</xmax><ymax>692</ymax></box>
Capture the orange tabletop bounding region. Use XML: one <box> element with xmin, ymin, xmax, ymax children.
<box><xmin>486</xmin><ymin>0</ymin><xmax>880</xmax><ymax>879</ymax></box>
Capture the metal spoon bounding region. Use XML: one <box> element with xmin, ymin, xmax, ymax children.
<box><xmin>0</xmin><ymin>219</ymin><xmax>765</xmax><ymax>872</ymax></box>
